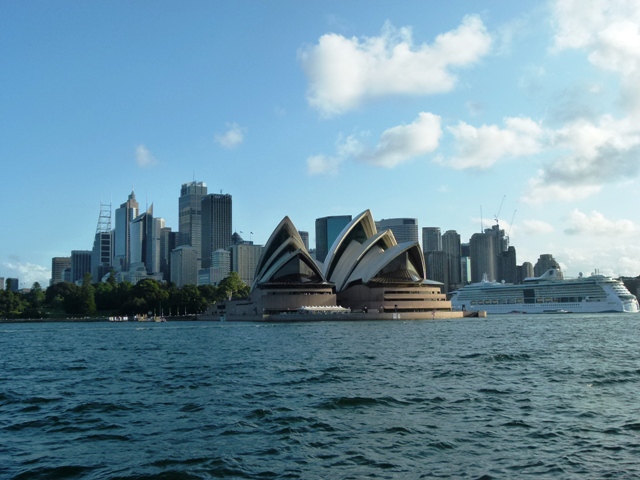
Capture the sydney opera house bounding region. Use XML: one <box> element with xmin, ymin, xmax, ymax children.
<box><xmin>220</xmin><ymin>210</ymin><xmax>466</xmax><ymax>321</ymax></box>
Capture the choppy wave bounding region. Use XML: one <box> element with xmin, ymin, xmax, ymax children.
<box><xmin>2</xmin><ymin>315</ymin><xmax>640</xmax><ymax>479</ymax></box>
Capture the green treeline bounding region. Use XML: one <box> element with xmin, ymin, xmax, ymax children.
<box><xmin>0</xmin><ymin>271</ymin><xmax>250</xmax><ymax>319</ymax></box>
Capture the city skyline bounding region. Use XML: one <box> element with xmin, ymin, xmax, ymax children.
<box><xmin>0</xmin><ymin>181</ymin><xmax>601</xmax><ymax>290</ymax></box>
<box><xmin>3</xmin><ymin>1</ymin><xmax>640</xmax><ymax>287</ymax></box>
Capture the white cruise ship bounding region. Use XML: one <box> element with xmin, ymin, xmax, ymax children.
<box><xmin>449</xmin><ymin>267</ymin><xmax>639</xmax><ymax>314</ymax></box>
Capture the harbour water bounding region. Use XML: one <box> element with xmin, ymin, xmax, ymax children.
<box><xmin>1</xmin><ymin>314</ymin><xmax>639</xmax><ymax>479</ymax></box>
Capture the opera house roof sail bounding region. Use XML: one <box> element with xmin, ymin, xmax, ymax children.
<box><xmin>323</xmin><ymin>210</ymin><xmax>378</xmax><ymax>282</ymax></box>
<box><xmin>216</xmin><ymin>210</ymin><xmax>469</xmax><ymax>321</ymax></box>
<box><xmin>252</xmin><ymin>216</ymin><xmax>326</xmax><ymax>290</ymax></box>
<box><xmin>322</xmin><ymin>210</ymin><xmax>429</xmax><ymax>292</ymax></box>
<box><xmin>342</xmin><ymin>241</ymin><xmax>426</xmax><ymax>288</ymax></box>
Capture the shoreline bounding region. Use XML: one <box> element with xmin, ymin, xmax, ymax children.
<box><xmin>0</xmin><ymin>315</ymin><xmax>208</xmax><ymax>324</ymax></box>
<box><xmin>0</xmin><ymin>311</ymin><xmax>486</xmax><ymax>323</ymax></box>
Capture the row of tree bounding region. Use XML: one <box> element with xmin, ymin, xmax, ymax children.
<box><xmin>0</xmin><ymin>271</ymin><xmax>250</xmax><ymax>319</ymax></box>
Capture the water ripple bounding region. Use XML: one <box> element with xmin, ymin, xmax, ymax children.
<box><xmin>1</xmin><ymin>315</ymin><xmax>639</xmax><ymax>478</ymax></box>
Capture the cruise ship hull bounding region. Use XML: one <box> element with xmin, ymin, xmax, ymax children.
<box><xmin>449</xmin><ymin>268</ymin><xmax>640</xmax><ymax>315</ymax></box>
<box><xmin>451</xmin><ymin>300</ymin><xmax>639</xmax><ymax>315</ymax></box>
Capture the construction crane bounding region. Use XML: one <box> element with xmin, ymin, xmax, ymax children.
<box><xmin>507</xmin><ymin>210</ymin><xmax>516</xmax><ymax>239</ymax></box>
<box><xmin>494</xmin><ymin>194</ymin><xmax>506</xmax><ymax>227</ymax></box>
<box><xmin>504</xmin><ymin>210</ymin><xmax>517</xmax><ymax>250</ymax></box>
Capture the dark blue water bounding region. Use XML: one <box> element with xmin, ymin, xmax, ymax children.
<box><xmin>1</xmin><ymin>315</ymin><xmax>639</xmax><ymax>479</ymax></box>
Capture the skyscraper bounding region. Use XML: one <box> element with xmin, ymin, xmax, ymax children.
<box><xmin>171</xmin><ymin>245</ymin><xmax>198</xmax><ymax>287</ymax></box>
<box><xmin>51</xmin><ymin>257</ymin><xmax>71</xmax><ymax>285</ymax></box>
<box><xmin>201</xmin><ymin>193</ymin><xmax>232</xmax><ymax>269</ymax></box>
<box><xmin>315</xmin><ymin>215</ymin><xmax>352</xmax><ymax>263</ymax></box>
<box><xmin>534</xmin><ymin>254</ymin><xmax>560</xmax><ymax>277</ymax></box>
<box><xmin>91</xmin><ymin>232</ymin><xmax>112</xmax><ymax>282</ymax></box>
<box><xmin>518</xmin><ymin>262</ymin><xmax>534</xmax><ymax>283</ymax></box>
<box><xmin>71</xmin><ymin>250</ymin><xmax>92</xmax><ymax>284</ymax></box>
<box><xmin>114</xmin><ymin>191</ymin><xmax>139</xmax><ymax>272</ymax></box>
<box><xmin>377</xmin><ymin>218</ymin><xmax>419</xmax><ymax>243</ymax></box>
<box><xmin>211</xmin><ymin>248</ymin><xmax>231</xmax><ymax>284</ymax></box>
<box><xmin>179</xmin><ymin>181</ymin><xmax>207</xmax><ymax>269</ymax></box>
<box><xmin>461</xmin><ymin>256</ymin><xmax>471</xmax><ymax>284</ymax></box>
<box><xmin>6</xmin><ymin>278</ymin><xmax>19</xmax><ymax>292</ymax></box>
<box><xmin>129</xmin><ymin>207</ymin><xmax>150</xmax><ymax>270</ymax></box>
<box><xmin>149</xmin><ymin>216</ymin><xmax>165</xmax><ymax>275</ymax></box>
<box><xmin>497</xmin><ymin>246</ymin><xmax>518</xmax><ymax>283</ymax></box>
<box><xmin>230</xmin><ymin>243</ymin><xmax>264</xmax><ymax>286</ymax></box>
<box><xmin>128</xmin><ymin>205</ymin><xmax>164</xmax><ymax>275</ymax></box>
<box><xmin>442</xmin><ymin>230</ymin><xmax>461</xmax><ymax>288</ymax></box>
<box><xmin>159</xmin><ymin>226</ymin><xmax>177</xmax><ymax>281</ymax></box>
<box><xmin>298</xmin><ymin>231</ymin><xmax>309</xmax><ymax>251</ymax></box>
<box><xmin>422</xmin><ymin>227</ymin><xmax>442</xmax><ymax>253</ymax></box>
<box><xmin>91</xmin><ymin>202</ymin><xmax>112</xmax><ymax>282</ymax></box>
<box><xmin>426</xmin><ymin>250</ymin><xmax>449</xmax><ymax>290</ymax></box>
<box><xmin>460</xmin><ymin>242</ymin><xmax>471</xmax><ymax>284</ymax></box>
<box><xmin>485</xmin><ymin>223</ymin><xmax>508</xmax><ymax>253</ymax></box>
<box><xmin>469</xmin><ymin>232</ymin><xmax>495</xmax><ymax>283</ymax></box>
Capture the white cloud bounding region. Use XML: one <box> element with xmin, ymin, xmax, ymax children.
<box><xmin>443</xmin><ymin>117</ymin><xmax>545</xmax><ymax>169</ymax></box>
<box><xmin>617</xmin><ymin>253</ymin><xmax>640</xmax><ymax>275</ymax></box>
<box><xmin>214</xmin><ymin>123</ymin><xmax>245</xmax><ymax>149</ymax></box>
<box><xmin>435</xmin><ymin>111</ymin><xmax>640</xmax><ymax>206</ymax></box>
<box><xmin>356</xmin><ymin>112</ymin><xmax>442</xmax><ymax>168</ymax></box>
<box><xmin>2</xmin><ymin>261</ymin><xmax>50</xmax><ymax>288</ymax></box>
<box><xmin>522</xmin><ymin>174</ymin><xmax>601</xmax><ymax>205</ymax></box>
<box><xmin>336</xmin><ymin>133</ymin><xmax>366</xmax><ymax>158</ymax></box>
<box><xmin>307</xmin><ymin>112</ymin><xmax>442</xmax><ymax>174</ymax></box>
<box><xmin>521</xmin><ymin>219</ymin><xmax>555</xmax><ymax>235</ymax></box>
<box><xmin>522</xmin><ymin>116</ymin><xmax>640</xmax><ymax>203</ymax></box>
<box><xmin>549</xmin><ymin>116</ymin><xmax>640</xmax><ymax>181</ymax></box>
<box><xmin>306</xmin><ymin>133</ymin><xmax>363</xmax><ymax>175</ymax></box>
<box><xmin>551</xmin><ymin>0</ymin><xmax>640</xmax><ymax>114</ymax></box>
<box><xmin>299</xmin><ymin>16</ymin><xmax>491</xmax><ymax>116</ymax></box>
<box><xmin>552</xmin><ymin>0</ymin><xmax>640</xmax><ymax>53</ymax></box>
<box><xmin>306</xmin><ymin>155</ymin><xmax>342</xmax><ymax>176</ymax></box>
<box><xmin>526</xmin><ymin>2</ymin><xmax>640</xmax><ymax>204</ymax></box>
<box><xmin>135</xmin><ymin>144</ymin><xmax>158</xmax><ymax>168</ymax></box>
<box><xmin>557</xmin><ymin>243</ymin><xmax>640</xmax><ymax>277</ymax></box>
<box><xmin>563</xmin><ymin>209</ymin><xmax>639</xmax><ymax>235</ymax></box>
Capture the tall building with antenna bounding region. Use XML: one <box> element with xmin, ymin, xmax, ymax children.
<box><xmin>114</xmin><ymin>191</ymin><xmax>139</xmax><ymax>272</ymax></box>
<box><xmin>92</xmin><ymin>201</ymin><xmax>113</xmax><ymax>282</ymax></box>
<box><xmin>179</xmin><ymin>181</ymin><xmax>207</xmax><ymax>269</ymax></box>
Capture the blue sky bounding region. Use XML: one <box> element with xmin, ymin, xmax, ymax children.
<box><xmin>3</xmin><ymin>0</ymin><xmax>640</xmax><ymax>287</ymax></box>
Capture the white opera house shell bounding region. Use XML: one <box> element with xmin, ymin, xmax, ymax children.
<box><xmin>221</xmin><ymin>210</ymin><xmax>459</xmax><ymax>321</ymax></box>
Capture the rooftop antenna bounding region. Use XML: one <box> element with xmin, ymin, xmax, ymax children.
<box><xmin>480</xmin><ymin>206</ymin><xmax>484</xmax><ymax>233</ymax></box>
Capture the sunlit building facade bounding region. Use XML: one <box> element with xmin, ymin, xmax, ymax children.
<box><xmin>179</xmin><ymin>181</ymin><xmax>207</xmax><ymax>269</ymax></box>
